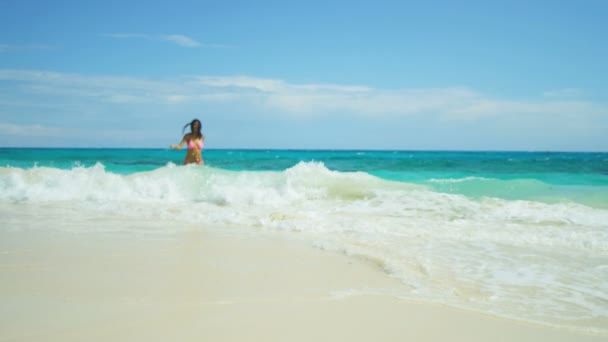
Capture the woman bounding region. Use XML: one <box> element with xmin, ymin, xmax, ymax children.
<box><xmin>170</xmin><ymin>119</ymin><xmax>205</xmax><ymax>165</ymax></box>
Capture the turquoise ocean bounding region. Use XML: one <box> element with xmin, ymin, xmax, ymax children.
<box><xmin>1</xmin><ymin>148</ymin><xmax>607</xmax><ymax>334</ymax></box>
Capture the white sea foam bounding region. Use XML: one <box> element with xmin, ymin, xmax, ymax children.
<box><xmin>1</xmin><ymin>161</ymin><xmax>608</xmax><ymax>334</ymax></box>
<box><xmin>428</xmin><ymin>176</ymin><xmax>492</xmax><ymax>183</ymax></box>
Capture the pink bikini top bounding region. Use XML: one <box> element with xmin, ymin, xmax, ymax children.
<box><xmin>187</xmin><ymin>139</ymin><xmax>203</xmax><ymax>150</ymax></box>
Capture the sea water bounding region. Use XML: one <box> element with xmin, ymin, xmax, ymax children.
<box><xmin>1</xmin><ymin>148</ymin><xmax>607</xmax><ymax>334</ymax></box>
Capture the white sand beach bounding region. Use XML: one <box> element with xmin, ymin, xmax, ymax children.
<box><xmin>1</xmin><ymin>219</ymin><xmax>605</xmax><ymax>342</ymax></box>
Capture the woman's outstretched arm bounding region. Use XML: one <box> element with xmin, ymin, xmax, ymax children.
<box><xmin>170</xmin><ymin>134</ymin><xmax>188</xmax><ymax>150</ymax></box>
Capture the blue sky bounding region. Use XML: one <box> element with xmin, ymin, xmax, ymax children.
<box><xmin>1</xmin><ymin>0</ymin><xmax>607</xmax><ymax>150</ymax></box>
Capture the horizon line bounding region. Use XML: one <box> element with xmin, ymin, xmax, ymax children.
<box><xmin>1</xmin><ymin>146</ymin><xmax>607</xmax><ymax>153</ymax></box>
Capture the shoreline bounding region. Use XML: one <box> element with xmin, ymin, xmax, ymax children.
<box><xmin>1</xmin><ymin>225</ymin><xmax>606</xmax><ymax>342</ymax></box>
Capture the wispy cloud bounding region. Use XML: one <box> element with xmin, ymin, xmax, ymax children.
<box><xmin>103</xmin><ymin>33</ymin><xmax>220</xmax><ymax>48</ymax></box>
<box><xmin>102</xmin><ymin>33</ymin><xmax>147</xmax><ymax>39</ymax></box>
<box><xmin>543</xmin><ymin>88</ymin><xmax>583</xmax><ymax>98</ymax></box>
<box><xmin>0</xmin><ymin>122</ymin><xmax>66</xmax><ymax>137</ymax></box>
<box><xmin>0</xmin><ymin>69</ymin><xmax>605</xmax><ymax>122</ymax></box>
<box><xmin>197</xmin><ymin>76</ymin><xmax>372</xmax><ymax>93</ymax></box>
<box><xmin>160</xmin><ymin>34</ymin><xmax>201</xmax><ymax>47</ymax></box>
<box><xmin>0</xmin><ymin>44</ymin><xmax>57</xmax><ymax>53</ymax></box>
<box><xmin>194</xmin><ymin>75</ymin><xmax>604</xmax><ymax>120</ymax></box>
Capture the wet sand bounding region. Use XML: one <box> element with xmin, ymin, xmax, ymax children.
<box><xmin>0</xmin><ymin>228</ymin><xmax>605</xmax><ymax>342</ymax></box>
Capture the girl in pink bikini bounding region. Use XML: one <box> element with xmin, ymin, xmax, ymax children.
<box><xmin>170</xmin><ymin>119</ymin><xmax>205</xmax><ymax>165</ymax></box>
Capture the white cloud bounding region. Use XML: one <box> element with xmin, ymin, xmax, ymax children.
<box><xmin>446</xmin><ymin>98</ymin><xmax>602</xmax><ymax>121</ymax></box>
<box><xmin>104</xmin><ymin>33</ymin><xmax>203</xmax><ymax>48</ymax></box>
<box><xmin>0</xmin><ymin>69</ymin><xmax>179</xmax><ymax>103</ymax></box>
<box><xmin>197</xmin><ymin>76</ymin><xmax>372</xmax><ymax>93</ymax></box>
<box><xmin>197</xmin><ymin>76</ymin><xmax>286</xmax><ymax>92</ymax></box>
<box><xmin>1</xmin><ymin>69</ymin><xmax>605</xmax><ymax>122</ymax></box>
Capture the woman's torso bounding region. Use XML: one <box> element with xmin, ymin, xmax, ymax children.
<box><xmin>184</xmin><ymin>135</ymin><xmax>204</xmax><ymax>165</ymax></box>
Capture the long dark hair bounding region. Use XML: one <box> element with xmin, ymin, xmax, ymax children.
<box><xmin>183</xmin><ymin>119</ymin><xmax>202</xmax><ymax>139</ymax></box>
